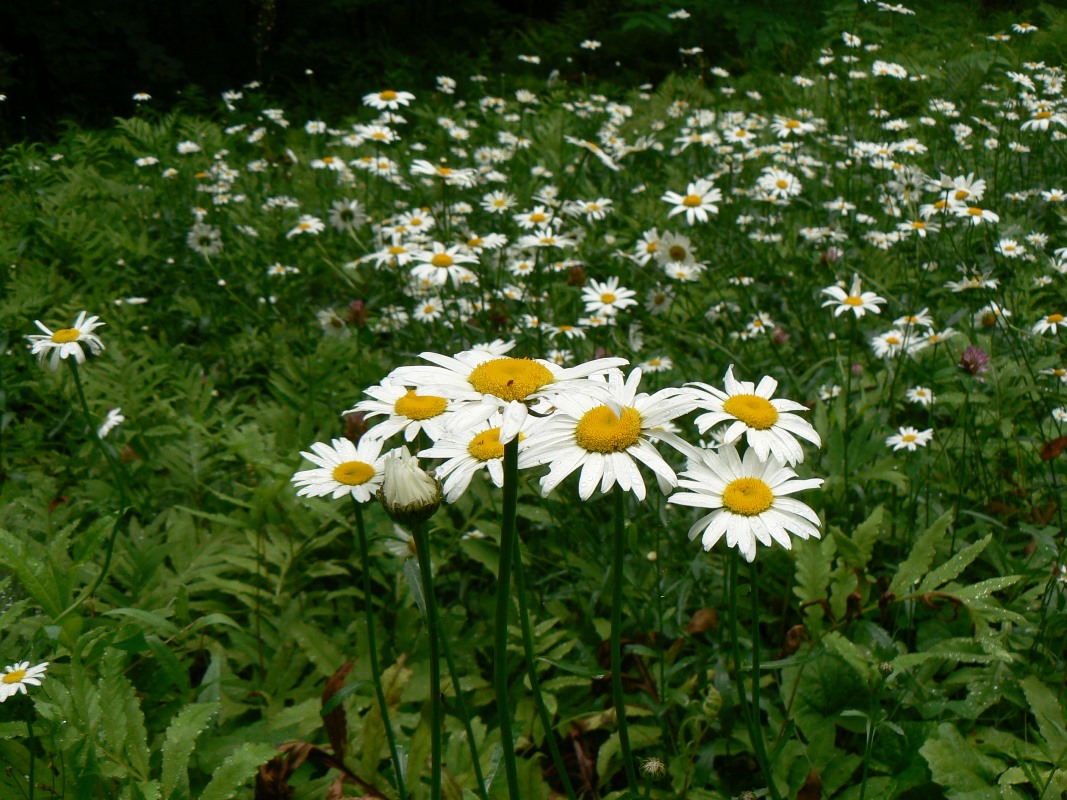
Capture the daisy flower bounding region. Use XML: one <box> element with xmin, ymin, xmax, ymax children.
<box><xmin>390</xmin><ymin>349</ymin><xmax>629</xmax><ymax>444</ymax></box>
<box><xmin>906</xmin><ymin>387</ymin><xmax>935</xmax><ymax>406</ymax></box>
<box><xmin>0</xmin><ymin>661</ymin><xmax>49</xmax><ymax>702</ymax></box>
<box><xmin>418</xmin><ymin>414</ymin><xmax>535</xmax><ymax>503</ymax></box>
<box><xmin>97</xmin><ymin>407</ymin><xmax>126</xmax><ymax>439</ymax></box>
<box><xmin>661</xmin><ymin>179</ymin><xmax>722</xmax><ymax>225</ymax></box>
<box><xmin>292</xmin><ymin>437</ymin><xmax>386</xmax><ymax>502</ymax></box>
<box><xmin>1032</xmin><ymin>313</ymin><xmax>1066</xmax><ymax>335</ymax></box>
<box><xmin>885</xmin><ymin>426</ymin><xmax>933</xmax><ymax>452</ymax></box>
<box><xmin>410</xmin><ymin>243</ymin><xmax>480</xmax><ymax>288</ymax></box>
<box><xmin>668</xmin><ymin>445</ymin><xmax>823</xmax><ymax>562</ymax></box>
<box><xmin>349</xmin><ymin>379</ymin><xmax>451</xmax><ymax>443</ymax></box>
<box><xmin>523</xmin><ymin>368</ymin><xmax>698</xmax><ymax>501</ymax></box>
<box><xmin>27</xmin><ymin>311</ymin><xmax>106</xmax><ymax>370</ymax></box>
<box><xmin>581</xmin><ymin>276</ymin><xmax>639</xmax><ymax>315</ymax></box>
<box><xmin>686</xmin><ymin>365</ymin><xmax>821</xmax><ymax>466</ymax></box>
<box><xmin>286</xmin><ymin>214</ymin><xmax>325</xmax><ymax>239</ymax></box>
<box><xmin>821</xmin><ymin>274</ymin><xmax>887</xmax><ymax>318</ymax></box>
<box><xmin>363</xmin><ymin>89</ymin><xmax>415</xmax><ymax>110</ymax></box>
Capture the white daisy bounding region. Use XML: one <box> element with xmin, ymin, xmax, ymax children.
<box><xmin>581</xmin><ymin>276</ymin><xmax>639</xmax><ymax>315</ymax></box>
<box><xmin>26</xmin><ymin>311</ymin><xmax>106</xmax><ymax>370</ymax></box>
<box><xmin>418</xmin><ymin>414</ymin><xmax>535</xmax><ymax>503</ymax></box>
<box><xmin>661</xmin><ymin>179</ymin><xmax>722</xmax><ymax>225</ymax></box>
<box><xmin>363</xmin><ymin>89</ymin><xmax>415</xmax><ymax>110</ymax></box>
<box><xmin>523</xmin><ymin>368</ymin><xmax>698</xmax><ymax>501</ymax></box>
<box><xmin>348</xmin><ymin>380</ymin><xmax>451</xmax><ymax>443</ymax></box>
<box><xmin>686</xmin><ymin>366</ymin><xmax>821</xmax><ymax>466</ymax></box>
<box><xmin>885</xmin><ymin>426</ymin><xmax>933</xmax><ymax>451</ymax></box>
<box><xmin>668</xmin><ymin>445</ymin><xmax>823</xmax><ymax>562</ymax></box>
<box><xmin>410</xmin><ymin>242</ymin><xmax>479</xmax><ymax>288</ymax></box>
<box><xmin>292</xmin><ymin>437</ymin><xmax>386</xmax><ymax>502</ymax></box>
<box><xmin>821</xmin><ymin>274</ymin><xmax>886</xmax><ymax>318</ymax></box>
<box><xmin>389</xmin><ymin>349</ymin><xmax>628</xmax><ymax>444</ymax></box>
<box><xmin>0</xmin><ymin>661</ymin><xmax>49</xmax><ymax>702</ymax></box>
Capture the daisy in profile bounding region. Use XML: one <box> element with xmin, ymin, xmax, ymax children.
<box><xmin>686</xmin><ymin>366</ymin><xmax>821</xmax><ymax>466</ymax></box>
<box><xmin>581</xmin><ymin>276</ymin><xmax>639</xmax><ymax>315</ymax></box>
<box><xmin>821</xmin><ymin>274</ymin><xmax>887</xmax><ymax>318</ymax></box>
<box><xmin>523</xmin><ymin>368</ymin><xmax>698</xmax><ymax>501</ymax></box>
<box><xmin>1032</xmin><ymin>313</ymin><xmax>1066</xmax><ymax>335</ymax></box>
<box><xmin>27</xmin><ymin>311</ymin><xmax>106</xmax><ymax>370</ymax></box>
<box><xmin>363</xmin><ymin>89</ymin><xmax>415</xmax><ymax>110</ymax></box>
<box><xmin>885</xmin><ymin>426</ymin><xmax>933</xmax><ymax>452</ymax></box>
<box><xmin>348</xmin><ymin>379</ymin><xmax>452</xmax><ymax>443</ymax></box>
<box><xmin>390</xmin><ymin>348</ymin><xmax>628</xmax><ymax>444</ymax></box>
<box><xmin>292</xmin><ymin>437</ymin><xmax>386</xmax><ymax>502</ymax></box>
<box><xmin>287</xmin><ymin>214</ymin><xmax>325</xmax><ymax>239</ymax></box>
<box><xmin>661</xmin><ymin>179</ymin><xmax>722</xmax><ymax>225</ymax></box>
<box><xmin>0</xmin><ymin>661</ymin><xmax>48</xmax><ymax>702</ymax></box>
<box><xmin>668</xmin><ymin>445</ymin><xmax>823</xmax><ymax>562</ymax></box>
<box><xmin>418</xmin><ymin>414</ymin><xmax>535</xmax><ymax>503</ymax></box>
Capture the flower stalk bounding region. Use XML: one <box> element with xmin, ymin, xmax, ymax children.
<box><xmin>494</xmin><ymin>438</ymin><xmax>522</xmax><ymax>800</ymax></box>
<box><xmin>612</xmin><ymin>487</ymin><xmax>639</xmax><ymax>794</ymax></box>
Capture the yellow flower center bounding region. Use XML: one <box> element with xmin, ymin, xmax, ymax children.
<box><xmin>332</xmin><ymin>461</ymin><xmax>376</xmax><ymax>485</ymax></box>
<box><xmin>389</xmin><ymin>245</ymin><xmax>406</xmax><ymax>255</ymax></box>
<box><xmin>2</xmin><ymin>669</ymin><xmax>27</xmax><ymax>684</ymax></box>
<box><xmin>669</xmin><ymin>245</ymin><xmax>687</xmax><ymax>261</ymax></box>
<box><xmin>843</xmin><ymin>296</ymin><xmax>864</xmax><ymax>306</ymax></box>
<box><xmin>722</xmin><ymin>477</ymin><xmax>774</xmax><ymax>516</ymax></box>
<box><xmin>431</xmin><ymin>253</ymin><xmax>454</xmax><ymax>268</ymax></box>
<box><xmin>394</xmin><ymin>390</ymin><xmax>447</xmax><ymax>420</ymax></box>
<box><xmin>51</xmin><ymin>328</ymin><xmax>80</xmax><ymax>344</ymax></box>
<box><xmin>437</xmin><ymin>167</ymin><xmax>453</xmax><ymax>176</ymax></box>
<box><xmin>380</xmin><ymin>90</ymin><xmax>398</xmax><ymax>101</ymax></box>
<box><xmin>967</xmin><ymin>206</ymin><xmax>983</xmax><ymax>216</ymax></box>
<box><xmin>493</xmin><ymin>199</ymin><xmax>507</xmax><ymax>207</ymax></box>
<box><xmin>785</xmin><ymin>119</ymin><xmax>801</xmax><ymax>128</ymax></box>
<box><xmin>682</xmin><ymin>194</ymin><xmax>703</xmax><ymax>207</ymax></box>
<box><xmin>468</xmin><ymin>237</ymin><xmax>484</xmax><ymax>247</ymax></box>
<box><xmin>468</xmin><ymin>427</ymin><xmax>505</xmax><ymax>461</ymax></box>
<box><xmin>467</xmin><ymin>358</ymin><xmax>554</xmax><ymax>402</ymax></box>
<box><xmin>574</xmin><ymin>406</ymin><xmax>642</xmax><ymax>453</ymax></box>
<box><xmin>529</xmin><ymin>212</ymin><xmax>547</xmax><ymax>223</ymax></box>
<box><xmin>722</xmin><ymin>394</ymin><xmax>779</xmax><ymax>430</ymax></box>
<box><xmin>911</xmin><ymin>221</ymin><xmax>925</xmax><ymax>229</ymax></box>
<box><xmin>1048</xmin><ymin>314</ymin><xmax>1065</xmax><ymax>324</ymax></box>
<box><xmin>901</xmin><ymin>434</ymin><xmax>916</xmax><ymax>443</ymax></box>
<box><xmin>600</xmin><ymin>292</ymin><xmax>617</xmax><ymax>304</ymax></box>
<box><xmin>1035</xmin><ymin>111</ymin><xmax>1052</xmax><ymax>119</ymax></box>
<box><xmin>776</xmin><ymin>179</ymin><xmax>788</xmax><ymax>189</ymax></box>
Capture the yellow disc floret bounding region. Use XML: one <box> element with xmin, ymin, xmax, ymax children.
<box><xmin>332</xmin><ymin>461</ymin><xmax>376</xmax><ymax>486</ymax></box>
<box><xmin>51</xmin><ymin>328</ymin><xmax>80</xmax><ymax>344</ymax></box>
<box><xmin>843</xmin><ymin>295</ymin><xmax>864</xmax><ymax>306</ymax></box>
<box><xmin>468</xmin><ymin>428</ymin><xmax>505</xmax><ymax>461</ymax></box>
<box><xmin>575</xmin><ymin>406</ymin><xmax>642</xmax><ymax>453</ymax></box>
<box><xmin>682</xmin><ymin>194</ymin><xmax>703</xmax><ymax>207</ymax></box>
<box><xmin>431</xmin><ymin>253</ymin><xmax>454</xmax><ymax>268</ymax></box>
<box><xmin>722</xmin><ymin>477</ymin><xmax>774</xmax><ymax>516</ymax></box>
<box><xmin>380</xmin><ymin>90</ymin><xmax>398</xmax><ymax>101</ymax></box>
<box><xmin>394</xmin><ymin>390</ymin><xmax>447</xmax><ymax>420</ymax></box>
<box><xmin>2</xmin><ymin>669</ymin><xmax>26</xmax><ymax>684</ymax></box>
<box><xmin>722</xmin><ymin>394</ymin><xmax>779</xmax><ymax>430</ymax></box>
<box><xmin>467</xmin><ymin>358</ymin><xmax>554</xmax><ymax>402</ymax></box>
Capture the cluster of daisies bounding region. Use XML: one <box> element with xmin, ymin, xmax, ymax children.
<box><xmin>293</xmin><ymin>342</ymin><xmax>823</xmax><ymax>562</ymax></box>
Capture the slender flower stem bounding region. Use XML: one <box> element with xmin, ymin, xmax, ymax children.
<box><xmin>352</xmin><ymin>499</ymin><xmax>407</xmax><ymax>800</ymax></box>
<box><xmin>438</xmin><ymin>624</ymin><xmax>488</xmax><ymax>800</ymax></box>
<box><xmin>495</xmin><ymin>438</ymin><xmax>522</xmax><ymax>800</ymax></box>
<box><xmin>612</xmin><ymin>487</ymin><xmax>639</xmax><ymax>795</ymax></box>
<box><xmin>726</xmin><ymin>552</ymin><xmax>781</xmax><ymax>800</ymax></box>
<box><xmin>513</xmin><ymin>534</ymin><xmax>577</xmax><ymax>800</ymax></box>
<box><xmin>411</xmin><ymin>521</ymin><xmax>442</xmax><ymax>800</ymax></box>
<box><xmin>27</xmin><ymin>714</ymin><xmax>35</xmax><ymax>800</ymax></box>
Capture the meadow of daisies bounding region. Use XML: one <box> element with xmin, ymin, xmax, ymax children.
<box><xmin>3</xmin><ymin>3</ymin><xmax>1067</xmax><ymax>799</ymax></box>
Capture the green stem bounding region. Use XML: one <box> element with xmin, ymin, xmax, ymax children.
<box><xmin>353</xmin><ymin>500</ymin><xmax>407</xmax><ymax>800</ymax></box>
<box><xmin>748</xmin><ymin>558</ymin><xmax>780</xmax><ymax>800</ymax></box>
<box><xmin>727</xmin><ymin>552</ymin><xmax>780</xmax><ymax>800</ymax></box>
<box><xmin>612</xmin><ymin>487</ymin><xmax>639</xmax><ymax>795</ymax></box>
<box><xmin>439</xmin><ymin>622</ymin><xmax>488</xmax><ymax>800</ymax></box>
<box><xmin>495</xmin><ymin>438</ymin><xmax>522</xmax><ymax>800</ymax></box>
<box><xmin>69</xmin><ymin>361</ymin><xmax>131</xmax><ymax>509</ymax></box>
<box><xmin>513</xmin><ymin>534</ymin><xmax>577</xmax><ymax>800</ymax></box>
<box><xmin>412</xmin><ymin>521</ymin><xmax>442</xmax><ymax>800</ymax></box>
<box><xmin>27</xmin><ymin>714</ymin><xmax>35</xmax><ymax>800</ymax></box>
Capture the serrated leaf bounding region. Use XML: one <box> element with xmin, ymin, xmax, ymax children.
<box><xmin>919</xmin><ymin>534</ymin><xmax>990</xmax><ymax>593</ymax></box>
<box><xmin>921</xmin><ymin>723</ymin><xmax>1004</xmax><ymax>799</ymax></box>
<box><xmin>199</xmin><ymin>742</ymin><xmax>278</xmax><ymax>800</ymax></box>
<box><xmin>794</xmin><ymin>535</ymin><xmax>835</xmax><ymax>609</ymax></box>
<box><xmin>161</xmin><ymin>701</ymin><xmax>220</xmax><ymax>799</ymax></box>
<box><xmin>288</xmin><ymin>620</ymin><xmax>346</xmax><ymax>678</ymax></box>
<box><xmin>822</xmin><ymin>631</ymin><xmax>872</xmax><ymax>680</ymax></box>
<box><xmin>889</xmin><ymin>511</ymin><xmax>952</xmax><ymax>596</ymax></box>
<box><xmin>99</xmin><ymin>651</ymin><xmax>151</xmax><ymax>779</ymax></box>
<box><xmin>1020</xmin><ymin>675</ymin><xmax>1067</xmax><ymax>753</ymax></box>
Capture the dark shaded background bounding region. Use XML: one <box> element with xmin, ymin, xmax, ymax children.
<box><xmin>0</xmin><ymin>0</ymin><xmax>1041</xmax><ymax>141</ymax></box>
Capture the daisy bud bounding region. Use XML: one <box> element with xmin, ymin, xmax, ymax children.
<box><xmin>378</xmin><ymin>447</ymin><xmax>441</xmax><ymax>525</ymax></box>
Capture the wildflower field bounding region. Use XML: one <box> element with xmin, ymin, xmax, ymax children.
<box><xmin>3</xmin><ymin>3</ymin><xmax>1067</xmax><ymax>799</ymax></box>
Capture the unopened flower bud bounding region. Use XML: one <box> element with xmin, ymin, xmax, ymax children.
<box><xmin>377</xmin><ymin>447</ymin><xmax>441</xmax><ymax>524</ymax></box>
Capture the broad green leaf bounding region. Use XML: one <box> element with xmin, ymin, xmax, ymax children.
<box><xmin>921</xmin><ymin>722</ymin><xmax>1003</xmax><ymax>799</ymax></box>
<box><xmin>888</xmin><ymin>511</ymin><xmax>952</xmax><ymax>596</ymax></box>
<box><xmin>1020</xmin><ymin>675</ymin><xmax>1067</xmax><ymax>753</ymax></box>
<box><xmin>288</xmin><ymin>620</ymin><xmax>346</xmax><ymax>678</ymax></box>
<box><xmin>919</xmin><ymin>534</ymin><xmax>990</xmax><ymax>593</ymax></box>
<box><xmin>822</xmin><ymin>631</ymin><xmax>872</xmax><ymax>681</ymax></box>
<box><xmin>161</xmin><ymin>701</ymin><xmax>220</xmax><ymax>799</ymax></box>
<box><xmin>199</xmin><ymin>742</ymin><xmax>278</xmax><ymax>800</ymax></box>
